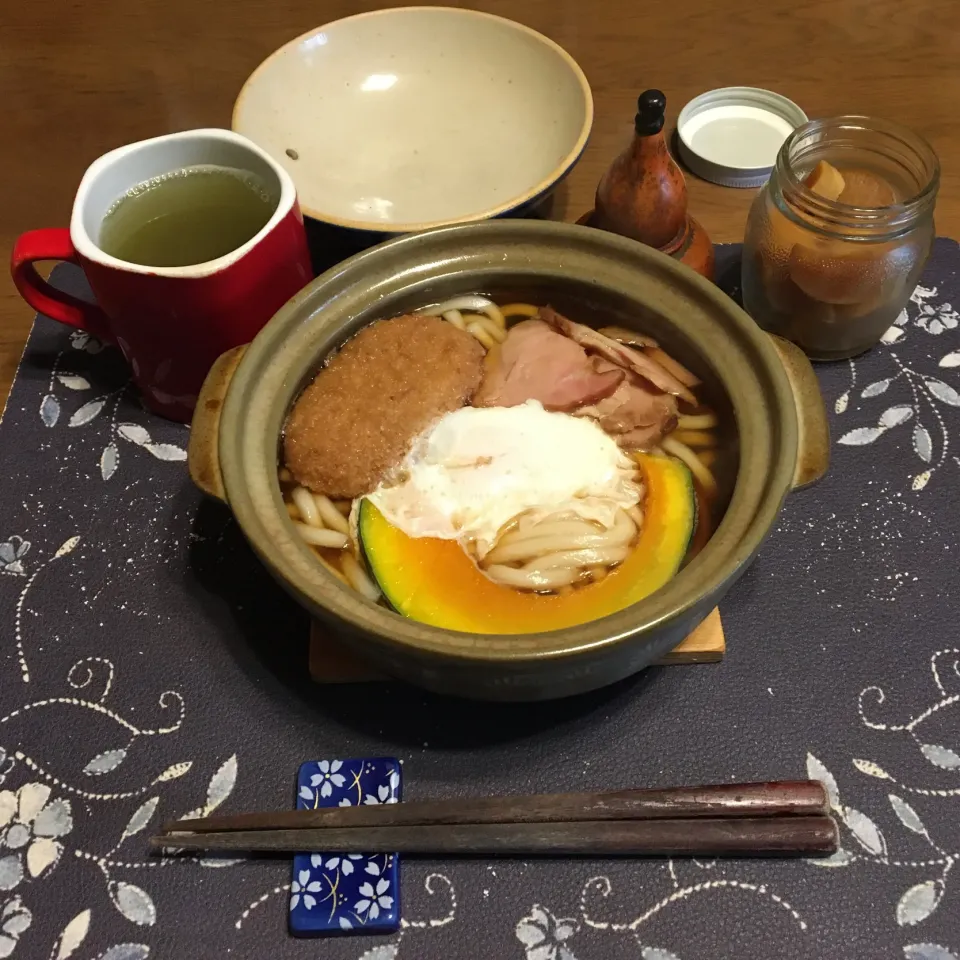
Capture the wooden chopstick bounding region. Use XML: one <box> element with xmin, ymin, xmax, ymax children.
<box><xmin>161</xmin><ymin>781</ymin><xmax>827</xmax><ymax>836</ymax></box>
<box><xmin>151</xmin><ymin>816</ymin><xmax>838</xmax><ymax>857</ymax></box>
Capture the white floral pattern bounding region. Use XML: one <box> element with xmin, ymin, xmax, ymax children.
<box><xmin>7</xmin><ymin>251</ymin><xmax>960</xmax><ymax>958</ymax></box>
<box><xmin>906</xmin><ymin>286</ymin><xmax>960</xmax><ymax>336</ymax></box>
<box><xmin>355</xmin><ymin>878</ymin><xmax>394</xmax><ymax>921</ymax></box>
<box><xmin>807</xmin><ymin>647</ymin><xmax>960</xmax><ymax>936</ymax></box>
<box><xmin>0</xmin><ymin>783</ymin><xmax>71</xmax><ymax>887</ymax></box>
<box><xmin>903</xmin><ymin>946</ymin><xmax>959</xmax><ymax>960</ymax></box>
<box><xmin>511</xmin><ymin>859</ymin><xmax>807</xmax><ymax>960</ymax></box>
<box><xmin>38</xmin><ymin>333</ymin><xmax>185</xmax><ymax>478</ymax></box>
<box><xmin>310</xmin><ymin>760</ymin><xmax>346</xmax><ymax>799</ymax></box>
<box><xmin>0</xmin><ymin>540</ymin><xmax>29</xmax><ymax>578</ymax></box>
<box><xmin>834</xmin><ymin>283</ymin><xmax>960</xmax><ymax>490</ymax></box>
<box><xmin>0</xmin><ymin>897</ymin><xmax>31</xmax><ymax>958</ymax></box>
<box><xmin>0</xmin><ymin>520</ymin><xmax>237</xmax><ymax>955</ymax></box>
<box><xmin>516</xmin><ymin>905</ymin><xmax>578</xmax><ymax>960</ymax></box>
<box><xmin>317</xmin><ymin>854</ymin><xmax>362</xmax><ymax>876</ymax></box>
<box><xmin>290</xmin><ymin>870</ymin><xmax>321</xmax><ymax>912</ymax></box>
<box><xmin>363</xmin><ymin>783</ymin><xmax>400</xmax><ymax>806</ymax></box>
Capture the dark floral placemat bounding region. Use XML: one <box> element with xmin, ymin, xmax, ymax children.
<box><xmin>1</xmin><ymin>242</ymin><xmax>959</xmax><ymax>960</ymax></box>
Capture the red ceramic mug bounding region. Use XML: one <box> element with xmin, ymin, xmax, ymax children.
<box><xmin>11</xmin><ymin>128</ymin><xmax>312</xmax><ymax>422</ymax></box>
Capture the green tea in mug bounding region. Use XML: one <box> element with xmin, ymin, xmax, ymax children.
<box><xmin>98</xmin><ymin>165</ymin><xmax>276</xmax><ymax>267</ymax></box>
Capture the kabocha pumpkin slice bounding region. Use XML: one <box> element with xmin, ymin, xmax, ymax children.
<box><xmin>358</xmin><ymin>454</ymin><xmax>696</xmax><ymax>635</ymax></box>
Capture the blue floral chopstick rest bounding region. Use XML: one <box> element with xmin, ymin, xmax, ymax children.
<box><xmin>290</xmin><ymin>758</ymin><xmax>401</xmax><ymax>936</ymax></box>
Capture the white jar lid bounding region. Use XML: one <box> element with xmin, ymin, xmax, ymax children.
<box><xmin>676</xmin><ymin>87</ymin><xmax>808</xmax><ymax>188</ymax></box>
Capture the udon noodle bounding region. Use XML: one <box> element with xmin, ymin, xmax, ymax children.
<box><xmin>280</xmin><ymin>296</ymin><xmax>724</xmax><ymax>602</ymax></box>
<box><xmin>279</xmin><ymin>470</ymin><xmax>382</xmax><ymax>599</ymax></box>
<box><xmin>480</xmin><ymin>506</ymin><xmax>639</xmax><ymax>591</ymax></box>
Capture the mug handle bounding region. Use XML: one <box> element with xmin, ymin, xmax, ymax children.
<box><xmin>11</xmin><ymin>228</ymin><xmax>114</xmax><ymax>342</ymax></box>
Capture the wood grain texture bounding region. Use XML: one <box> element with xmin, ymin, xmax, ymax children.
<box><xmin>3</xmin><ymin>0</ymin><xmax>959</xmax><ymax>405</ymax></box>
<box><xmin>166</xmin><ymin>781</ymin><xmax>829</xmax><ymax>834</ymax></box>
<box><xmin>152</xmin><ymin>815</ymin><xmax>840</xmax><ymax>856</ymax></box>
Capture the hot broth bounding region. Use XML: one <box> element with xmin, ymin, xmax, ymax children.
<box><xmin>278</xmin><ymin>297</ymin><xmax>735</xmax><ymax>634</ymax></box>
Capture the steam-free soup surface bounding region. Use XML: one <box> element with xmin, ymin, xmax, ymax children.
<box><xmin>99</xmin><ymin>164</ymin><xmax>275</xmax><ymax>267</ymax></box>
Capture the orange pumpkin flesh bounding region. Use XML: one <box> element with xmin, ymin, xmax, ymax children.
<box><xmin>358</xmin><ymin>453</ymin><xmax>696</xmax><ymax>634</ymax></box>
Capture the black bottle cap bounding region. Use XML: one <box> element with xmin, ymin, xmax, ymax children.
<box><xmin>635</xmin><ymin>89</ymin><xmax>666</xmax><ymax>136</ymax></box>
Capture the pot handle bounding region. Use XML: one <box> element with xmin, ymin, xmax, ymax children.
<box><xmin>188</xmin><ymin>344</ymin><xmax>248</xmax><ymax>503</ymax></box>
<box><xmin>766</xmin><ymin>335</ymin><xmax>830</xmax><ymax>489</ymax></box>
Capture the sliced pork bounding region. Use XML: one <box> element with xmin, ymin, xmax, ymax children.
<box><xmin>473</xmin><ymin>319</ymin><xmax>624</xmax><ymax>412</ymax></box>
<box><xmin>473</xmin><ymin>307</ymin><xmax>691</xmax><ymax>450</ymax></box>
<box><xmin>577</xmin><ymin>361</ymin><xmax>679</xmax><ymax>451</ymax></box>
<box><xmin>539</xmin><ymin>306</ymin><xmax>697</xmax><ymax>405</ymax></box>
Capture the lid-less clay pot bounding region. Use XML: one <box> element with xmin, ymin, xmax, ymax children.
<box><xmin>188</xmin><ymin>220</ymin><xmax>828</xmax><ymax>701</ymax></box>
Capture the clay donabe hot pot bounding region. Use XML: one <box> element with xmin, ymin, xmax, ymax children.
<box><xmin>188</xmin><ymin>220</ymin><xmax>828</xmax><ymax>701</ymax></box>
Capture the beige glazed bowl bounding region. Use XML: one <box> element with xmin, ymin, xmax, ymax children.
<box><xmin>189</xmin><ymin>220</ymin><xmax>829</xmax><ymax>701</ymax></box>
<box><xmin>232</xmin><ymin>7</ymin><xmax>593</xmax><ymax>232</ymax></box>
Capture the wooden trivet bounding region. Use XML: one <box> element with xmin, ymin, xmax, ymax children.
<box><xmin>309</xmin><ymin>609</ymin><xmax>724</xmax><ymax>683</ymax></box>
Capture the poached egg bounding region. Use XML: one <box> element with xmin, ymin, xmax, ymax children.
<box><xmin>367</xmin><ymin>400</ymin><xmax>641</xmax><ymax>558</ymax></box>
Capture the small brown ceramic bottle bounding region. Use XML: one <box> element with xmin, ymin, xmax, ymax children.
<box><xmin>586</xmin><ymin>90</ymin><xmax>715</xmax><ymax>281</ymax></box>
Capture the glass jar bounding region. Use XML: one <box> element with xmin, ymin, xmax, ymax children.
<box><xmin>742</xmin><ymin>116</ymin><xmax>939</xmax><ymax>359</ymax></box>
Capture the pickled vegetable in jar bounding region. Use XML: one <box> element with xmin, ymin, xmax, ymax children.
<box><xmin>742</xmin><ymin>116</ymin><xmax>939</xmax><ymax>360</ymax></box>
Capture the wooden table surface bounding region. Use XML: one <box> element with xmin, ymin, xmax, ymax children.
<box><xmin>2</xmin><ymin>0</ymin><xmax>958</xmax><ymax>402</ymax></box>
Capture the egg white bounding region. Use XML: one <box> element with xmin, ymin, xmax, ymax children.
<box><xmin>367</xmin><ymin>400</ymin><xmax>641</xmax><ymax>558</ymax></box>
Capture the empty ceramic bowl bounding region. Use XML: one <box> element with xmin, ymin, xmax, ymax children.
<box><xmin>232</xmin><ymin>7</ymin><xmax>593</xmax><ymax>233</ymax></box>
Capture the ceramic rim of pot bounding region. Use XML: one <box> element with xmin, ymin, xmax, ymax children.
<box><xmin>218</xmin><ymin>220</ymin><xmax>797</xmax><ymax>665</ymax></box>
